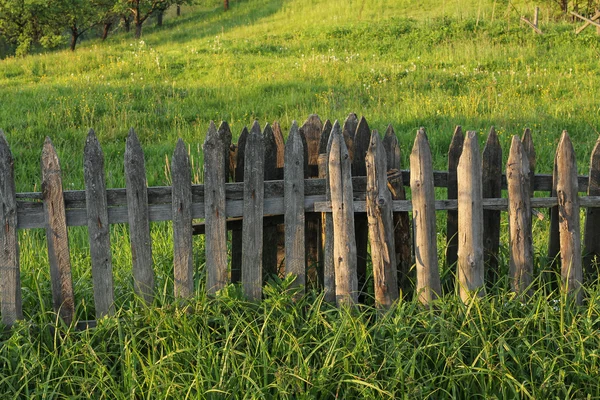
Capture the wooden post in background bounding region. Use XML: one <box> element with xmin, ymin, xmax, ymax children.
<box><xmin>446</xmin><ymin>126</ymin><xmax>464</xmax><ymax>283</ymax></box>
<box><xmin>262</xmin><ymin>123</ymin><xmax>280</xmax><ymax>280</ymax></box>
<box><xmin>481</xmin><ymin>127</ymin><xmax>502</xmax><ymax>288</ymax></box>
<box><xmin>125</xmin><ymin>129</ymin><xmax>154</xmax><ymax>304</ymax></box>
<box><xmin>329</xmin><ymin>121</ymin><xmax>358</xmax><ymax>306</ymax></box>
<box><xmin>84</xmin><ymin>129</ymin><xmax>115</xmax><ymax>317</ymax></box>
<box><xmin>548</xmin><ymin>150</ymin><xmax>561</xmax><ymax>284</ymax></box>
<box><xmin>273</xmin><ymin>121</ymin><xmax>286</xmax><ymax>274</ymax></box>
<box><xmin>522</xmin><ymin>128</ymin><xmax>536</xmax><ymax>200</ymax></box>
<box><xmin>584</xmin><ymin>135</ymin><xmax>600</xmax><ymax>278</ymax></box>
<box><xmin>366</xmin><ymin>130</ymin><xmax>398</xmax><ymax>308</ymax></box>
<box><xmin>410</xmin><ymin>128</ymin><xmax>442</xmax><ymax>305</ymax></box>
<box><xmin>457</xmin><ymin>131</ymin><xmax>485</xmax><ymax>301</ymax></box>
<box><xmin>242</xmin><ymin>122</ymin><xmax>265</xmax><ymax>301</ymax></box>
<box><xmin>382</xmin><ymin>125</ymin><xmax>412</xmax><ymax>297</ymax></box>
<box><xmin>42</xmin><ymin>137</ymin><xmax>75</xmax><ymax>324</ymax></box>
<box><xmin>556</xmin><ymin>131</ymin><xmax>583</xmax><ymax>304</ymax></box>
<box><xmin>318</xmin><ymin>120</ymin><xmax>335</xmax><ymax>303</ymax></box>
<box><xmin>284</xmin><ymin>122</ymin><xmax>305</xmax><ymax>292</ymax></box>
<box><xmin>0</xmin><ymin>130</ymin><xmax>22</xmax><ymax>327</ymax></box>
<box><xmin>231</xmin><ymin>127</ymin><xmax>248</xmax><ymax>284</ymax></box>
<box><xmin>507</xmin><ymin>136</ymin><xmax>533</xmax><ymax>296</ymax></box>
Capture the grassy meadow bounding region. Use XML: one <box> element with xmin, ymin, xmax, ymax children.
<box><xmin>2</xmin><ymin>0</ymin><xmax>600</xmax><ymax>397</ymax></box>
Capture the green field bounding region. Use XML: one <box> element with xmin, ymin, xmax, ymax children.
<box><xmin>2</xmin><ymin>0</ymin><xmax>600</xmax><ymax>397</ymax></box>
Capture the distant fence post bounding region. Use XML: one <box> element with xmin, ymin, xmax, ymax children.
<box><xmin>0</xmin><ymin>130</ymin><xmax>22</xmax><ymax>327</ymax></box>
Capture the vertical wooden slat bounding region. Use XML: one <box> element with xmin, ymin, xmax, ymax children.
<box><xmin>272</xmin><ymin>121</ymin><xmax>286</xmax><ymax>274</ymax></box>
<box><xmin>204</xmin><ymin>122</ymin><xmax>228</xmax><ymax>295</ymax></box>
<box><xmin>382</xmin><ymin>124</ymin><xmax>412</xmax><ymax>297</ymax></box>
<box><xmin>83</xmin><ymin>129</ymin><xmax>114</xmax><ymax>317</ymax></box>
<box><xmin>446</xmin><ymin>126</ymin><xmax>464</xmax><ymax>273</ymax></box>
<box><xmin>482</xmin><ymin>127</ymin><xmax>502</xmax><ymax>287</ymax></box>
<box><xmin>556</xmin><ymin>131</ymin><xmax>583</xmax><ymax>304</ymax></box>
<box><xmin>522</xmin><ymin>128</ymin><xmax>536</xmax><ymax>199</ymax></box>
<box><xmin>457</xmin><ymin>131</ymin><xmax>485</xmax><ymax>301</ymax></box>
<box><xmin>242</xmin><ymin>121</ymin><xmax>264</xmax><ymax>301</ymax></box>
<box><xmin>507</xmin><ymin>136</ymin><xmax>533</xmax><ymax>296</ymax></box>
<box><xmin>284</xmin><ymin>122</ymin><xmax>305</xmax><ymax>291</ymax></box>
<box><xmin>548</xmin><ymin>152</ymin><xmax>561</xmax><ymax>273</ymax></box>
<box><xmin>342</xmin><ymin>113</ymin><xmax>358</xmax><ymax>162</ymax></box>
<box><xmin>353</xmin><ymin>116</ymin><xmax>371</xmax><ymax>300</ymax></box>
<box><xmin>42</xmin><ymin>137</ymin><xmax>75</xmax><ymax>324</ymax></box>
<box><xmin>172</xmin><ymin>138</ymin><xmax>194</xmax><ymax>298</ymax></box>
<box><xmin>0</xmin><ymin>130</ymin><xmax>22</xmax><ymax>326</ymax></box>
<box><xmin>300</xmin><ymin>115</ymin><xmax>323</xmax><ymax>287</ymax></box>
<box><xmin>366</xmin><ymin>130</ymin><xmax>398</xmax><ymax>308</ymax></box>
<box><xmin>329</xmin><ymin>120</ymin><xmax>358</xmax><ymax>306</ymax></box>
<box><xmin>218</xmin><ymin>121</ymin><xmax>233</xmax><ymax>181</ymax></box>
<box><xmin>124</xmin><ymin>129</ymin><xmax>154</xmax><ymax>304</ymax></box>
<box><xmin>584</xmin><ymin>135</ymin><xmax>600</xmax><ymax>277</ymax></box>
<box><xmin>262</xmin><ymin>123</ymin><xmax>279</xmax><ymax>279</ymax></box>
<box><xmin>231</xmin><ymin>127</ymin><xmax>248</xmax><ymax>284</ymax></box>
<box><xmin>410</xmin><ymin>128</ymin><xmax>441</xmax><ymax>305</ymax></box>
<box><xmin>318</xmin><ymin>120</ymin><xmax>335</xmax><ymax>303</ymax></box>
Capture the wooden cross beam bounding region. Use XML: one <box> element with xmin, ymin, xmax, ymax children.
<box><xmin>572</xmin><ymin>11</ymin><xmax>600</xmax><ymax>34</ymax></box>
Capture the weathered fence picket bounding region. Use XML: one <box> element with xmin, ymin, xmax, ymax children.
<box><xmin>584</xmin><ymin>135</ymin><xmax>600</xmax><ymax>276</ymax></box>
<box><xmin>231</xmin><ymin>126</ymin><xmax>248</xmax><ymax>284</ymax></box>
<box><xmin>318</xmin><ymin>120</ymin><xmax>335</xmax><ymax>303</ymax></box>
<box><xmin>262</xmin><ymin>123</ymin><xmax>279</xmax><ymax>279</ymax></box>
<box><xmin>84</xmin><ymin>129</ymin><xmax>115</xmax><ymax>317</ymax></box>
<box><xmin>482</xmin><ymin>127</ymin><xmax>502</xmax><ymax>287</ymax></box>
<box><xmin>446</xmin><ymin>126</ymin><xmax>464</xmax><ymax>273</ymax></box>
<box><xmin>353</xmin><ymin>117</ymin><xmax>371</xmax><ymax>297</ymax></box>
<box><xmin>42</xmin><ymin>137</ymin><xmax>75</xmax><ymax>324</ymax></box>
<box><xmin>522</xmin><ymin>128</ymin><xmax>536</xmax><ymax>199</ymax></box>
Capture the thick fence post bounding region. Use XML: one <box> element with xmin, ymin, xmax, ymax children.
<box><xmin>263</xmin><ymin>123</ymin><xmax>280</xmax><ymax>279</ymax></box>
<box><xmin>84</xmin><ymin>130</ymin><xmax>115</xmax><ymax>317</ymax></box>
<box><xmin>584</xmin><ymin>135</ymin><xmax>600</xmax><ymax>277</ymax></box>
<box><xmin>507</xmin><ymin>136</ymin><xmax>533</xmax><ymax>296</ymax></box>
<box><xmin>329</xmin><ymin>120</ymin><xmax>358</xmax><ymax>306</ymax></box>
<box><xmin>231</xmin><ymin>127</ymin><xmax>248</xmax><ymax>284</ymax></box>
<box><xmin>242</xmin><ymin>121</ymin><xmax>264</xmax><ymax>301</ymax></box>
<box><xmin>366</xmin><ymin>130</ymin><xmax>398</xmax><ymax>308</ymax></box>
<box><xmin>124</xmin><ymin>129</ymin><xmax>154</xmax><ymax>304</ymax></box>
<box><xmin>382</xmin><ymin>125</ymin><xmax>412</xmax><ymax>297</ymax></box>
<box><xmin>172</xmin><ymin>138</ymin><xmax>194</xmax><ymax>298</ymax></box>
<box><xmin>318</xmin><ymin>120</ymin><xmax>335</xmax><ymax>303</ymax></box>
<box><xmin>457</xmin><ymin>131</ymin><xmax>485</xmax><ymax>301</ymax></box>
<box><xmin>284</xmin><ymin>122</ymin><xmax>305</xmax><ymax>292</ymax></box>
<box><xmin>446</xmin><ymin>126</ymin><xmax>464</xmax><ymax>276</ymax></box>
<box><xmin>482</xmin><ymin>127</ymin><xmax>502</xmax><ymax>287</ymax></box>
<box><xmin>0</xmin><ymin>130</ymin><xmax>22</xmax><ymax>327</ymax></box>
<box><xmin>410</xmin><ymin>128</ymin><xmax>442</xmax><ymax>305</ymax></box>
<box><xmin>42</xmin><ymin>137</ymin><xmax>75</xmax><ymax>324</ymax></box>
<box><xmin>556</xmin><ymin>131</ymin><xmax>583</xmax><ymax>304</ymax></box>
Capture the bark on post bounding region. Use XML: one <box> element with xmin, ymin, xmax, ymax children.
<box><xmin>366</xmin><ymin>130</ymin><xmax>398</xmax><ymax>308</ymax></box>
<box><xmin>329</xmin><ymin>121</ymin><xmax>358</xmax><ymax>306</ymax></box>
<box><xmin>482</xmin><ymin>127</ymin><xmax>502</xmax><ymax>287</ymax></box>
<box><xmin>584</xmin><ymin>135</ymin><xmax>600</xmax><ymax>277</ymax></box>
<box><xmin>556</xmin><ymin>131</ymin><xmax>583</xmax><ymax>304</ymax></box>
<box><xmin>410</xmin><ymin>128</ymin><xmax>442</xmax><ymax>305</ymax></box>
<box><xmin>446</xmin><ymin>126</ymin><xmax>464</xmax><ymax>273</ymax></box>
<box><xmin>84</xmin><ymin>130</ymin><xmax>115</xmax><ymax>317</ymax></box>
<box><xmin>0</xmin><ymin>130</ymin><xmax>22</xmax><ymax>327</ymax></box>
<box><xmin>125</xmin><ymin>129</ymin><xmax>154</xmax><ymax>304</ymax></box>
<box><xmin>242</xmin><ymin>122</ymin><xmax>264</xmax><ymax>301</ymax></box>
<box><xmin>42</xmin><ymin>137</ymin><xmax>75</xmax><ymax>324</ymax></box>
<box><xmin>507</xmin><ymin>136</ymin><xmax>533</xmax><ymax>296</ymax></box>
<box><xmin>284</xmin><ymin>122</ymin><xmax>305</xmax><ymax>292</ymax></box>
<box><xmin>457</xmin><ymin>131</ymin><xmax>485</xmax><ymax>301</ymax></box>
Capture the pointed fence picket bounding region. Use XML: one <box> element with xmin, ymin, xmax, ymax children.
<box><xmin>4</xmin><ymin>114</ymin><xmax>600</xmax><ymax>328</ymax></box>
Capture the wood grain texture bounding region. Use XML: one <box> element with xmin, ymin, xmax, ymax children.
<box><xmin>481</xmin><ymin>127</ymin><xmax>502</xmax><ymax>287</ymax></box>
<box><xmin>556</xmin><ymin>131</ymin><xmax>583</xmax><ymax>304</ymax></box>
<box><xmin>262</xmin><ymin>123</ymin><xmax>279</xmax><ymax>279</ymax></box>
<box><xmin>353</xmin><ymin>116</ymin><xmax>370</xmax><ymax>299</ymax></box>
<box><xmin>382</xmin><ymin>125</ymin><xmax>412</xmax><ymax>297</ymax></box>
<box><xmin>319</xmin><ymin>120</ymin><xmax>336</xmax><ymax>303</ymax></box>
<box><xmin>284</xmin><ymin>122</ymin><xmax>305</xmax><ymax>291</ymax></box>
<box><xmin>83</xmin><ymin>129</ymin><xmax>114</xmax><ymax>317</ymax></box>
<box><xmin>457</xmin><ymin>131</ymin><xmax>485</xmax><ymax>302</ymax></box>
<box><xmin>329</xmin><ymin>120</ymin><xmax>358</xmax><ymax>306</ymax></box>
<box><xmin>446</xmin><ymin>126</ymin><xmax>463</xmax><ymax>272</ymax></box>
<box><xmin>42</xmin><ymin>137</ymin><xmax>75</xmax><ymax>324</ymax></box>
<box><xmin>124</xmin><ymin>129</ymin><xmax>154</xmax><ymax>304</ymax></box>
<box><xmin>366</xmin><ymin>130</ymin><xmax>398</xmax><ymax>308</ymax></box>
<box><xmin>231</xmin><ymin>127</ymin><xmax>248</xmax><ymax>284</ymax></box>
<box><xmin>507</xmin><ymin>136</ymin><xmax>533</xmax><ymax>296</ymax></box>
<box><xmin>584</xmin><ymin>135</ymin><xmax>600</xmax><ymax>277</ymax></box>
<box><xmin>410</xmin><ymin>128</ymin><xmax>441</xmax><ymax>305</ymax></box>
<box><xmin>172</xmin><ymin>138</ymin><xmax>194</xmax><ymax>297</ymax></box>
<box><xmin>242</xmin><ymin>121</ymin><xmax>264</xmax><ymax>301</ymax></box>
<box><xmin>0</xmin><ymin>130</ymin><xmax>22</xmax><ymax>326</ymax></box>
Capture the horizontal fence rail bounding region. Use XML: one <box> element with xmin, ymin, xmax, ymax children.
<box><xmin>2</xmin><ymin>115</ymin><xmax>600</xmax><ymax>328</ymax></box>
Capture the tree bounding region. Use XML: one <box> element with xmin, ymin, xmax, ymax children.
<box><xmin>58</xmin><ymin>0</ymin><xmax>118</xmax><ymax>51</ymax></box>
<box><xmin>115</xmin><ymin>0</ymin><xmax>172</xmax><ymax>38</ymax></box>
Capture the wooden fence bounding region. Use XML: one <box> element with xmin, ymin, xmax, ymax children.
<box><xmin>2</xmin><ymin>114</ymin><xmax>600</xmax><ymax>328</ymax></box>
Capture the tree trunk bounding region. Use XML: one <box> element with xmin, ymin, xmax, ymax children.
<box><xmin>135</xmin><ymin>22</ymin><xmax>142</xmax><ymax>38</ymax></box>
<box><xmin>177</xmin><ymin>5</ymin><xmax>181</xmax><ymax>16</ymax></box>
<box><xmin>224</xmin><ymin>0</ymin><xmax>229</xmax><ymax>11</ymax></box>
<box><xmin>102</xmin><ymin>23</ymin><xmax>112</xmax><ymax>41</ymax></box>
<box><xmin>123</xmin><ymin>16</ymin><xmax>131</xmax><ymax>32</ymax></box>
<box><xmin>157</xmin><ymin>11</ymin><xmax>163</xmax><ymax>26</ymax></box>
<box><xmin>70</xmin><ymin>27</ymin><xmax>78</xmax><ymax>51</ymax></box>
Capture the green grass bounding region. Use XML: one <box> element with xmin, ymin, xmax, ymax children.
<box><xmin>2</xmin><ymin>0</ymin><xmax>600</xmax><ymax>397</ymax></box>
